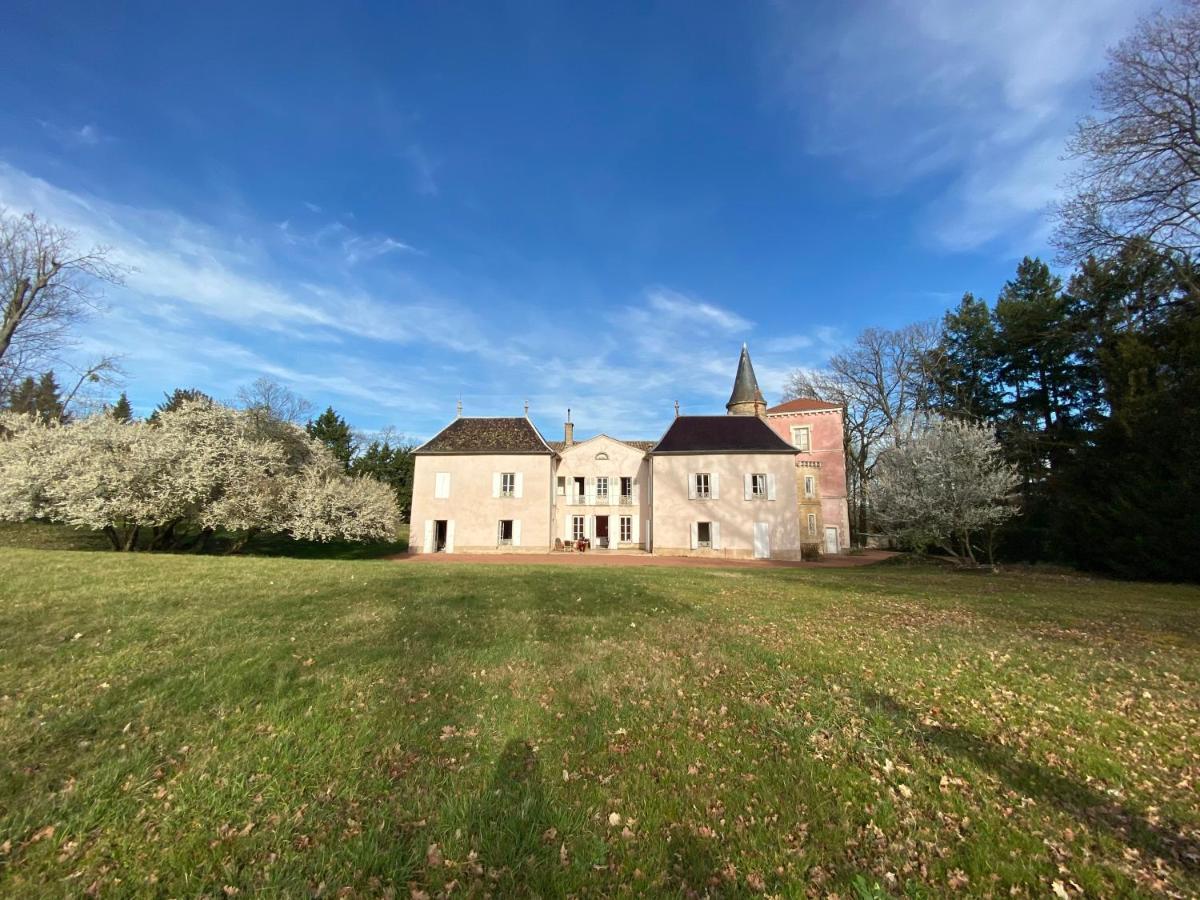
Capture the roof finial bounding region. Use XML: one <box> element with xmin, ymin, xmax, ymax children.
<box><xmin>674</xmin><ymin>400</ymin><xmax>680</xmax><ymax>418</ymax></box>
<box><xmin>456</xmin><ymin>398</ymin><xmax>463</xmax><ymax>418</ymax></box>
<box><xmin>524</xmin><ymin>399</ymin><xmax>529</xmax><ymax>416</ymax></box>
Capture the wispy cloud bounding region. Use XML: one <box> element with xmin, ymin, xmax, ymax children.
<box><xmin>37</xmin><ymin>120</ymin><xmax>110</xmax><ymax>148</ymax></box>
<box><xmin>0</xmin><ymin>160</ymin><xmax>838</xmax><ymax>438</ymax></box>
<box><xmin>405</xmin><ymin>144</ymin><xmax>439</xmax><ymax>197</ymax></box>
<box><xmin>768</xmin><ymin>0</ymin><xmax>1156</xmax><ymax>252</ymax></box>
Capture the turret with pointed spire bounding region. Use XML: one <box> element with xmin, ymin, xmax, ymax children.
<box><xmin>726</xmin><ymin>343</ymin><xmax>767</xmax><ymax>417</ymax></box>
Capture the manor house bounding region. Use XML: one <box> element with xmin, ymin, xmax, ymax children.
<box><xmin>409</xmin><ymin>346</ymin><xmax>849</xmax><ymax>560</ymax></box>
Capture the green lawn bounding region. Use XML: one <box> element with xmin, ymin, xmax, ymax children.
<box><xmin>0</xmin><ymin>544</ymin><xmax>1197</xmax><ymax>897</ymax></box>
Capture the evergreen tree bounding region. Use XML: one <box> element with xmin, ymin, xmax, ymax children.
<box><xmin>351</xmin><ymin>437</ymin><xmax>415</xmax><ymax>521</ymax></box>
<box><xmin>930</xmin><ymin>292</ymin><xmax>1001</xmax><ymax>420</ymax></box>
<box><xmin>6</xmin><ymin>370</ymin><xmax>66</xmax><ymax>422</ymax></box>
<box><xmin>110</xmin><ymin>392</ymin><xmax>133</xmax><ymax>423</ymax></box>
<box><xmin>149</xmin><ymin>388</ymin><xmax>214</xmax><ymax>423</ymax></box>
<box><xmin>1056</xmin><ymin>243</ymin><xmax>1200</xmax><ymax>580</ymax></box>
<box><xmin>993</xmin><ymin>257</ymin><xmax>1084</xmax><ymax>474</ymax></box>
<box><xmin>305</xmin><ymin>406</ymin><xmax>356</xmax><ymax>471</ymax></box>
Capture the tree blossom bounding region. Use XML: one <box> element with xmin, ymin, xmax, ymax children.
<box><xmin>872</xmin><ymin>418</ymin><xmax>1019</xmax><ymax>564</ymax></box>
<box><xmin>0</xmin><ymin>400</ymin><xmax>400</xmax><ymax>550</ymax></box>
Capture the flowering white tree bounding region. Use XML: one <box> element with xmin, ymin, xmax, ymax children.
<box><xmin>0</xmin><ymin>399</ymin><xmax>400</xmax><ymax>551</ymax></box>
<box><xmin>872</xmin><ymin>418</ymin><xmax>1019</xmax><ymax>565</ymax></box>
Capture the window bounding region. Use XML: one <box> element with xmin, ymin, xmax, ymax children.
<box><xmin>573</xmin><ymin>476</ymin><xmax>586</xmax><ymax>503</ymax></box>
<box><xmin>695</xmin><ymin>473</ymin><xmax>711</xmax><ymax>499</ymax></box>
<box><xmin>498</xmin><ymin>519</ymin><xmax>514</xmax><ymax>545</ymax></box>
<box><xmin>808</xmin><ymin>513</ymin><xmax>817</xmax><ymax>536</ymax></box>
<box><xmin>620</xmin><ymin>476</ymin><xmax>633</xmax><ymax>504</ymax></box>
<box><xmin>501</xmin><ymin>472</ymin><xmax>516</xmax><ymax>497</ymax></box>
<box><xmin>434</xmin><ymin>472</ymin><xmax>451</xmax><ymax>499</ymax></box>
<box><xmin>751</xmin><ymin>473</ymin><xmax>768</xmax><ymax>498</ymax></box>
<box><xmin>791</xmin><ymin>426</ymin><xmax>811</xmax><ymax>452</ymax></box>
<box><xmin>572</xmin><ymin>515</ymin><xmax>586</xmax><ymax>540</ymax></box>
<box><xmin>620</xmin><ymin>516</ymin><xmax>632</xmax><ymax>542</ymax></box>
<box><xmin>557</xmin><ymin>476</ymin><xmax>566</xmax><ymax>496</ymax></box>
<box><xmin>696</xmin><ymin>521</ymin><xmax>712</xmax><ymax>548</ymax></box>
<box><xmin>804</xmin><ymin>475</ymin><xmax>816</xmax><ymax>498</ymax></box>
<box><xmin>595</xmin><ymin>476</ymin><xmax>609</xmax><ymax>500</ymax></box>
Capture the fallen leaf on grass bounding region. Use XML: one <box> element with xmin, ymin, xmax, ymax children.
<box><xmin>426</xmin><ymin>843</ymin><xmax>443</xmax><ymax>867</ymax></box>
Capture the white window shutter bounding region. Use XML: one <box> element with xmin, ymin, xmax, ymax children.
<box><xmin>492</xmin><ymin>472</ymin><xmax>501</xmax><ymax>498</ymax></box>
<box><xmin>564</xmin><ymin>515</ymin><xmax>572</xmax><ymax>541</ymax></box>
<box><xmin>587</xmin><ymin>515</ymin><xmax>595</xmax><ymax>539</ymax></box>
<box><xmin>687</xmin><ymin>474</ymin><xmax>696</xmax><ymax>500</ymax></box>
<box><xmin>711</xmin><ymin>522</ymin><xmax>721</xmax><ymax>550</ymax></box>
<box><xmin>711</xmin><ymin>472</ymin><xmax>720</xmax><ymax>500</ymax></box>
<box><xmin>744</xmin><ymin>474</ymin><xmax>753</xmax><ymax>500</ymax></box>
<box><xmin>497</xmin><ymin>520</ymin><xmax>503</xmax><ymax>545</ymax></box>
<box><xmin>690</xmin><ymin>522</ymin><xmax>698</xmax><ymax>549</ymax></box>
<box><xmin>446</xmin><ymin>520</ymin><xmax>455</xmax><ymax>553</ymax></box>
<box><xmin>435</xmin><ymin>472</ymin><xmax>450</xmax><ymax>499</ymax></box>
<box><xmin>632</xmin><ymin>515</ymin><xmax>639</xmax><ymax>544</ymax></box>
<box><xmin>514</xmin><ymin>472</ymin><xmax>524</xmax><ymax>498</ymax></box>
<box><xmin>513</xmin><ymin>520</ymin><xmax>521</xmax><ymax>547</ymax></box>
<box><xmin>586</xmin><ymin>477</ymin><xmax>595</xmax><ymax>505</ymax></box>
<box><xmin>423</xmin><ymin>520</ymin><xmax>434</xmax><ymax>553</ymax></box>
<box><xmin>767</xmin><ymin>474</ymin><xmax>777</xmax><ymax>501</ymax></box>
<box><xmin>632</xmin><ymin>477</ymin><xmax>639</xmax><ymax>505</ymax></box>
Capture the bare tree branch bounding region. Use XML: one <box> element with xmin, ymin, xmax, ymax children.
<box><xmin>1057</xmin><ymin>1</ymin><xmax>1200</xmax><ymax>261</ymax></box>
<box><xmin>0</xmin><ymin>208</ymin><xmax>125</xmax><ymax>385</ymax></box>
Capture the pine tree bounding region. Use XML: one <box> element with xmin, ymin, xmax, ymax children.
<box><xmin>6</xmin><ymin>371</ymin><xmax>66</xmax><ymax>422</ymax></box>
<box><xmin>149</xmin><ymin>388</ymin><xmax>214</xmax><ymax>423</ymax></box>
<box><xmin>351</xmin><ymin>438</ymin><xmax>415</xmax><ymax>520</ymax></box>
<box><xmin>931</xmin><ymin>292</ymin><xmax>1001</xmax><ymax>421</ymax></box>
<box><xmin>6</xmin><ymin>376</ymin><xmax>37</xmax><ymax>415</ymax></box>
<box><xmin>305</xmin><ymin>406</ymin><xmax>356</xmax><ymax>471</ymax></box>
<box><xmin>110</xmin><ymin>392</ymin><xmax>133</xmax><ymax>423</ymax></box>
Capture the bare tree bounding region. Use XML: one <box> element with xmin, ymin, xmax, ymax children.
<box><xmin>1056</xmin><ymin>1</ymin><xmax>1200</xmax><ymax>261</ymax></box>
<box><xmin>0</xmin><ymin>209</ymin><xmax>123</xmax><ymax>392</ymax></box>
<box><xmin>235</xmin><ymin>376</ymin><xmax>313</xmax><ymax>425</ymax></box>
<box><xmin>781</xmin><ymin>323</ymin><xmax>940</xmax><ymax>542</ymax></box>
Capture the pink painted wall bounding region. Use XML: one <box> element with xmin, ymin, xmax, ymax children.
<box><xmin>763</xmin><ymin>408</ymin><xmax>851</xmax><ymax>550</ymax></box>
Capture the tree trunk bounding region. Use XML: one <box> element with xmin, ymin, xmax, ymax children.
<box><xmin>103</xmin><ymin>525</ymin><xmax>121</xmax><ymax>551</ymax></box>
<box><xmin>225</xmin><ymin>529</ymin><xmax>259</xmax><ymax>555</ymax></box>
<box><xmin>121</xmin><ymin>525</ymin><xmax>140</xmax><ymax>552</ymax></box>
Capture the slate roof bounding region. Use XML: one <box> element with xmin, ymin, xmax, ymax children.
<box><xmin>652</xmin><ymin>416</ymin><xmax>798</xmax><ymax>454</ymax></box>
<box><xmin>727</xmin><ymin>344</ymin><xmax>766</xmax><ymax>409</ymax></box>
<box><xmin>416</xmin><ymin>417</ymin><xmax>553</xmax><ymax>454</ymax></box>
<box><xmin>766</xmin><ymin>397</ymin><xmax>841</xmax><ymax>414</ymax></box>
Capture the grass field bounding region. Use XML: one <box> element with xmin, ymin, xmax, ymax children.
<box><xmin>0</xmin><ymin>538</ymin><xmax>1197</xmax><ymax>897</ymax></box>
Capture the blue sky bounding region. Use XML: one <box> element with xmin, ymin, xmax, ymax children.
<box><xmin>0</xmin><ymin>0</ymin><xmax>1156</xmax><ymax>440</ymax></box>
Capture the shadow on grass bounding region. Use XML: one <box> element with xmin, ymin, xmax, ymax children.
<box><xmin>464</xmin><ymin>739</ymin><xmax>562</xmax><ymax>893</ymax></box>
<box><xmin>240</xmin><ymin>531</ymin><xmax>408</xmax><ymax>560</ymax></box>
<box><xmin>0</xmin><ymin>521</ymin><xmax>408</xmax><ymax>560</ymax></box>
<box><xmin>860</xmin><ymin>690</ymin><xmax>1200</xmax><ymax>875</ymax></box>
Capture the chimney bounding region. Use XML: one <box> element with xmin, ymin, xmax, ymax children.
<box><xmin>564</xmin><ymin>408</ymin><xmax>574</xmax><ymax>446</ymax></box>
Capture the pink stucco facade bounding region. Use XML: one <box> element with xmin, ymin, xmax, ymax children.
<box><xmin>763</xmin><ymin>403</ymin><xmax>851</xmax><ymax>552</ymax></box>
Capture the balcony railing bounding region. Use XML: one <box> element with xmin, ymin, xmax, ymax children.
<box><xmin>618</xmin><ymin>495</ymin><xmax>634</xmax><ymax>505</ymax></box>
